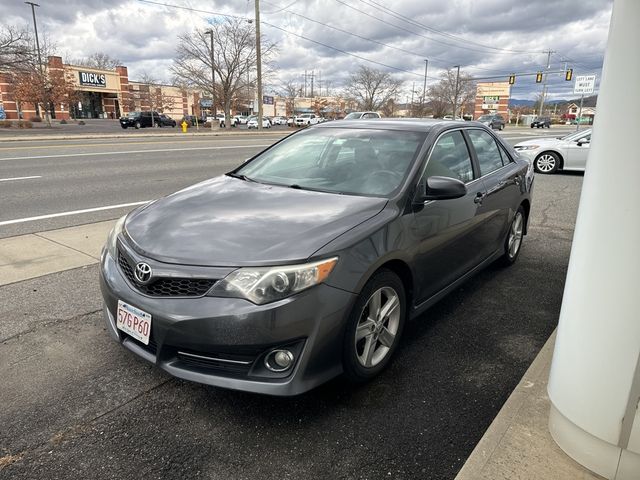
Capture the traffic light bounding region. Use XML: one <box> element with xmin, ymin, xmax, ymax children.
<box><xmin>508</xmin><ymin>74</ymin><xmax>516</xmax><ymax>85</ymax></box>
<box><xmin>536</xmin><ymin>72</ymin><xmax>543</xmax><ymax>83</ymax></box>
<box><xmin>565</xmin><ymin>68</ymin><xmax>573</xmax><ymax>81</ymax></box>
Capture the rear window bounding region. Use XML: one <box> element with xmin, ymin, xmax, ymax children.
<box><xmin>467</xmin><ymin>129</ymin><xmax>504</xmax><ymax>176</ymax></box>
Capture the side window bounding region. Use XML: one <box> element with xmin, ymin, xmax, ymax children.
<box><xmin>467</xmin><ymin>129</ymin><xmax>504</xmax><ymax>175</ymax></box>
<box><xmin>424</xmin><ymin>130</ymin><xmax>474</xmax><ymax>183</ymax></box>
<box><xmin>498</xmin><ymin>144</ymin><xmax>513</xmax><ymax>165</ymax></box>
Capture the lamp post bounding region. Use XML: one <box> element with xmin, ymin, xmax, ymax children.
<box><xmin>25</xmin><ymin>2</ymin><xmax>46</xmax><ymax>121</ymax></box>
<box><xmin>421</xmin><ymin>59</ymin><xmax>428</xmax><ymax>117</ymax></box>
<box><xmin>452</xmin><ymin>65</ymin><xmax>460</xmax><ymax>119</ymax></box>
<box><xmin>254</xmin><ymin>0</ymin><xmax>263</xmax><ymax>131</ymax></box>
<box><xmin>204</xmin><ymin>28</ymin><xmax>216</xmax><ymax>130</ymax></box>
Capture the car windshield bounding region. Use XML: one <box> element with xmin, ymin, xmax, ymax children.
<box><xmin>127</xmin><ymin>112</ymin><xmax>139</xmax><ymax>118</ymax></box>
<box><xmin>236</xmin><ymin>128</ymin><xmax>426</xmax><ymax>197</ymax></box>
<box><xmin>561</xmin><ymin>129</ymin><xmax>592</xmax><ymax>141</ymax></box>
<box><xmin>344</xmin><ymin>112</ymin><xmax>362</xmax><ymax>119</ymax></box>
<box><xmin>477</xmin><ymin>115</ymin><xmax>492</xmax><ymax>121</ymax></box>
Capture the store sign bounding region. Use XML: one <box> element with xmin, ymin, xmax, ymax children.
<box><xmin>263</xmin><ymin>95</ymin><xmax>274</xmax><ymax>105</ymax></box>
<box><xmin>79</xmin><ymin>71</ymin><xmax>107</xmax><ymax>88</ymax></box>
<box><xmin>482</xmin><ymin>104</ymin><xmax>499</xmax><ymax>110</ymax></box>
<box><xmin>200</xmin><ymin>99</ymin><xmax>213</xmax><ymax>108</ymax></box>
<box><xmin>476</xmin><ymin>82</ymin><xmax>510</xmax><ymax>97</ymax></box>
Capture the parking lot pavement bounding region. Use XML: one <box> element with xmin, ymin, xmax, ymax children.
<box><xmin>0</xmin><ymin>170</ymin><xmax>583</xmax><ymax>479</ymax></box>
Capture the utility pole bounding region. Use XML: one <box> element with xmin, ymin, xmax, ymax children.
<box><xmin>452</xmin><ymin>65</ymin><xmax>460</xmax><ymax>119</ymax></box>
<box><xmin>411</xmin><ymin>82</ymin><xmax>415</xmax><ymax>116</ymax></box>
<box><xmin>204</xmin><ymin>29</ymin><xmax>216</xmax><ymax>130</ymax></box>
<box><xmin>538</xmin><ymin>49</ymin><xmax>555</xmax><ymax>118</ymax></box>
<box><xmin>304</xmin><ymin>70</ymin><xmax>307</xmax><ymax>97</ymax></box>
<box><xmin>421</xmin><ymin>59</ymin><xmax>428</xmax><ymax>117</ymax></box>
<box><xmin>310</xmin><ymin>70</ymin><xmax>315</xmax><ymax>97</ymax></box>
<box><xmin>25</xmin><ymin>2</ymin><xmax>45</xmax><ymax>121</ymax></box>
<box><xmin>254</xmin><ymin>0</ymin><xmax>263</xmax><ymax>130</ymax></box>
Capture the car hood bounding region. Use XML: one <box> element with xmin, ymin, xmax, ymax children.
<box><xmin>124</xmin><ymin>176</ymin><xmax>387</xmax><ymax>267</ymax></box>
<box><xmin>515</xmin><ymin>137</ymin><xmax>563</xmax><ymax>147</ymax></box>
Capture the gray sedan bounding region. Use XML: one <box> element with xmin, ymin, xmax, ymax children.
<box><xmin>100</xmin><ymin>119</ymin><xmax>533</xmax><ymax>396</ymax></box>
<box><xmin>514</xmin><ymin>129</ymin><xmax>591</xmax><ymax>174</ymax></box>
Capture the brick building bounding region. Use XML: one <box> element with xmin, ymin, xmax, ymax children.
<box><xmin>0</xmin><ymin>56</ymin><xmax>203</xmax><ymax>120</ymax></box>
<box><xmin>473</xmin><ymin>82</ymin><xmax>511</xmax><ymax>119</ymax></box>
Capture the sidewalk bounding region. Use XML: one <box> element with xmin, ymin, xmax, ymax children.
<box><xmin>0</xmin><ymin>129</ymin><xmax>289</xmax><ymax>142</ymax></box>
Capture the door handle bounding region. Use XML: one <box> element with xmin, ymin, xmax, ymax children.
<box><xmin>474</xmin><ymin>192</ymin><xmax>486</xmax><ymax>204</ymax></box>
<box><xmin>514</xmin><ymin>176</ymin><xmax>521</xmax><ymax>186</ymax></box>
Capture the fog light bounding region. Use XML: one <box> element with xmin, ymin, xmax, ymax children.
<box><xmin>265</xmin><ymin>349</ymin><xmax>294</xmax><ymax>372</ymax></box>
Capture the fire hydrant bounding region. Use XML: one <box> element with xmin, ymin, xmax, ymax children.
<box><xmin>181</xmin><ymin>120</ymin><xmax>188</xmax><ymax>133</ymax></box>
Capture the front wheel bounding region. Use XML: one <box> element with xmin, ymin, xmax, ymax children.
<box><xmin>534</xmin><ymin>151</ymin><xmax>560</xmax><ymax>174</ymax></box>
<box><xmin>343</xmin><ymin>270</ymin><xmax>406</xmax><ymax>383</ymax></box>
<box><xmin>134</xmin><ymin>122</ymin><xmax>141</xmax><ymax>129</ymax></box>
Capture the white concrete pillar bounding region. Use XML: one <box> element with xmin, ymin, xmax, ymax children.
<box><xmin>547</xmin><ymin>0</ymin><xmax>640</xmax><ymax>478</ymax></box>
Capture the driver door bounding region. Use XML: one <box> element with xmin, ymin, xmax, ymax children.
<box><xmin>410</xmin><ymin>130</ymin><xmax>488</xmax><ymax>303</ymax></box>
<box><xmin>564</xmin><ymin>132</ymin><xmax>591</xmax><ymax>170</ymax></box>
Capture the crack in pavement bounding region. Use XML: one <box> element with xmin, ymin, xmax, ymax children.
<box><xmin>0</xmin><ymin>308</ymin><xmax>102</xmax><ymax>345</ymax></box>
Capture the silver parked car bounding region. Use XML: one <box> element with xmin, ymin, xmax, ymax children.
<box><xmin>514</xmin><ymin>129</ymin><xmax>591</xmax><ymax>174</ymax></box>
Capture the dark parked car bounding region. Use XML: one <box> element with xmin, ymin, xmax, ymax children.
<box><xmin>477</xmin><ymin>114</ymin><xmax>505</xmax><ymax>130</ymax></box>
<box><xmin>120</xmin><ymin>111</ymin><xmax>169</xmax><ymax>129</ymax></box>
<box><xmin>100</xmin><ymin>120</ymin><xmax>533</xmax><ymax>396</ymax></box>
<box><xmin>531</xmin><ymin>116</ymin><xmax>551</xmax><ymax>128</ymax></box>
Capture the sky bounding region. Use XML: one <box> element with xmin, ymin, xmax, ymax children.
<box><xmin>3</xmin><ymin>0</ymin><xmax>613</xmax><ymax>100</ymax></box>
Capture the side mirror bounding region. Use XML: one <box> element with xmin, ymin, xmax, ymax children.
<box><xmin>576</xmin><ymin>138</ymin><xmax>589</xmax><ymax>146</ymax></box>
<box><xmin>418</xmin><ymin>176</ymin><xmax>467</xmax><ymax>202</ymax></box>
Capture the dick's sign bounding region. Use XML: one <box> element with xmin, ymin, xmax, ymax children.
<box><xmin>79</xmin><ymin>71</ymin><xmax>107</xmax><ymax>88</ymax></box>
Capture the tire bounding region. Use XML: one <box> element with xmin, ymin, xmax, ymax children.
<box><xmin>534</xmin><ymin>151</ymin><xmax>560</xmax><ymax>174</ymax></box>
<box><xmin>498</xmin><ymin>205</ymin><xmax>526</xmax><ymax>267</ymax></box>
<box><xmin>121</xmin><ymin>125</ymin><xmax>127</xmax><ymax>129</ymax></box>
<box><xmin>135</xmin><ymin>122</ymin><xmax>141</xmax><ymax>129</ymax></box>
<box><xmin>499</xmin><ymin>123</ymin><xmax>504</xmax><ymax>130</ymax></box>
<box><xmin>343</xmin><ymin>269</ymin><xmax>406</xmax><ymax>383</ymax></box>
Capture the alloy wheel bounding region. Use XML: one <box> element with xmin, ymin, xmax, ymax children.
<box><xmin>355</xmin><ymin>286</ymin><xmax>401</xmax><ymax>368</ymax></box>
<box><xmin>508</xmin><ymin>211</ymin><xmax>524</xmax><ymax>258</ymax></box>
<box><xmin>536</xmin><ymin>154</ymin><xmax>557</xmax><ymax>173</ymax></box>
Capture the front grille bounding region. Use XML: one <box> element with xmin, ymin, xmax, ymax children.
<box><xmin>118</xmin><ymin>251</ymin><xmax>216</xmax><ymax>297</ymax></box>
<box><xmin>122</xmin><ymin>332</ymin><xmax>158</xmax><ymax>356</ymax></box>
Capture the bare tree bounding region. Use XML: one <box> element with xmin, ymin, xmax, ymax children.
<box><xmin>345</xmin><ymin>66</ymin><xmax>403</xmax><ymax>112</ymax></box>
<box><xmin>278</xmin><ymin>79</ymin><xmax>298</xmax><ymax>116</ymax></box>
<box><xmin>136</xmin><ymin>72</ymin><xmax>174</xmax><ymax>124</ymax></box>
<box><xmin>427</xmin><ymin>69</ymin><xmax>475</xmax><ymax>118</ymax></box>
<box><xmin>171</xmin><ymin>18</ymin><xmax>276</xmax><ymax>129</ymax></box>
<box><xmin>0</xmin><ymin>26</ymin><xmax>32</xmax><ymax>70</ymax></box>
<box><xmin>75</xmin><ymin>52</ymin><xmax>122</xmax><ymax>70</ymax></box>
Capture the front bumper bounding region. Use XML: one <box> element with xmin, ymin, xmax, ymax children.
<box><xmin>99</xmin><ymin>249</ymin><xmax>356</xmax><ymax>396</ymax></box>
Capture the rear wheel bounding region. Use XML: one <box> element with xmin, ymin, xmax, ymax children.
<box><xmin>498</xmin><ymin>206</ymin><xmax>525</xmax><ymax>266</ymax></box>
<box><xmin>134</xmin><ymin>122</ymin><xmax>141</xmax><ymax>129</ymax></box>
<box><xmin>534</xmin><ymin>151</ymin><xmax>560</xmax><ymax>174</ymax></box>
<box><xmin>343</xmin><ymin>270</ymin><xmax>406</xmax><ymax>383</ymax></box>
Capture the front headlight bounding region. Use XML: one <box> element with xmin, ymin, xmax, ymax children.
<box><xmin>514</xmin><ymin>145</ymin><xmax>539</xmax><ymax>151</ymax></box>
<box><xmin>105</xmin><ymin>215</ymin><xmax>127</xmax><ymax>259</ymax></box>
<box><xmin>209</xmin><ymin>257</ymin><xmax>338</xmax><ymax>304</ymax></box>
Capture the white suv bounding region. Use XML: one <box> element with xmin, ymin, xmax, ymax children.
<box><xmin>294</xmin><ymin>114</ymin><xmax>319</xmax><ymax>126</ymax></box>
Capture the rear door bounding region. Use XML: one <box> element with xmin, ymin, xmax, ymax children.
<box><xmin>410</xmin><ymin>129</ymin><xmax>489</xmax><ymax>303</ymax></box>
<box><xmin>465</xmin><ymin>128</ymin><xmax>523</xmax><ymax>257</ymax></box>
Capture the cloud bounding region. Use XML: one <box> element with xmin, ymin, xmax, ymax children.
<box><xmin>3</xmin><ymin>0</ymin><xmax>613</xmax><ymax>99</ymax></box>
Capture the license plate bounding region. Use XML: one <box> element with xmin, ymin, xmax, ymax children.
<box><xmin>116</xmin><ymin>300</ymin><xmax>152</xmax><ymax>345</ymax></box>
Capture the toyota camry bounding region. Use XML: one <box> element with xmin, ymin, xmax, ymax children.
<box><xmin>100</xmin><ymin>119</ymin><xmax>534</xmax><ymax>396</ymax></box>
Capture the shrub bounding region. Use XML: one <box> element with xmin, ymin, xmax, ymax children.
<box><xmin>78</xmin><ymin>120</ymin><xmax>86</xmax><ymax>125</ymax></box>
<box><xmin>0</xmin><ymin>120</ymin><xmax>13</xmax><ymax>128</ymax></box>
<box><xmin>17</xmin><ymin>120</ymin><xmax>33</xmax><ymax>129</ymax></box>
<box><xmin>59</xmin><ymin>119</ymin><xmax>67</xmax><ymax>124</ymax></box>
<box><xmin>203</xmin><ymin>121</ymin><xmax>212</xmax><ymax>128</ymax></box>
<box><xmin>29</xmin><ymin>116</ymin><xmax>42</xmax><ymax>122</ymax></box>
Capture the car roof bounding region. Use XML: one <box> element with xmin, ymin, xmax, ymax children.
<box><xmin>314</xmin><ymin>118</ymin><xmax>468</xmax><ymax>132</ymax></box>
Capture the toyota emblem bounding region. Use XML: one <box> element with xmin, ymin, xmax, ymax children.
<box><xmin>134</xmin><ymin>262</ymin><xmax>152</xmax><ymax>284</ymax></box>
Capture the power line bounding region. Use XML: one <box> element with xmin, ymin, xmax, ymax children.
<box><xmin>359</xmin><ymin>0</ymin><xmax>541</xmax><ymax>55</ymax></box>
<box><xmin>333</xmin><ymin>0</ymin><xmax>541</xmax><ymax>57</ymax></box>
<box><xmin>137</xmin><ymin>0</ymin><xmax>424</xmax><ymax>77</ymax></box>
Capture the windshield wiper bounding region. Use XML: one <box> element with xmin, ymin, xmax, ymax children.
<box><xmin>226</xmin><ymin>172</ymin><xmax>256</xmax><ymax>182</ymax></box>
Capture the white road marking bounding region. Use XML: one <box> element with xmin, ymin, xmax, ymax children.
<box><xmin>0</xmin><ymin>175</ymin><xmax>42</xmax><ymax>182</ymax></box>
<box><xmin>0</xmin><ymin>144</ymin><xmax>271</xmax><ymax>162</ymax></box>
<box><xmin>0</xmin><ymin>201</ymin><xmax>150</xmax><ymax>226</ymax></box>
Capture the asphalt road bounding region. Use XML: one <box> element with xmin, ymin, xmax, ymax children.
<box><xmin>0</xmin><ymin>126</ymin><xmax>582</xmax><ymax>479</ymax></box>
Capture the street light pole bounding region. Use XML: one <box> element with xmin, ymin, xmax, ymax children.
<box><xmin>204</xmin><ymin>29</ymin><xmax>216</xmax><ymax>131</ymax></box>
<box><xmin>452</xmin><ymin>65</ymin><xmax>460</xmax><ymax>119</ymax></box>
<box><xmin>254</xmin><ymin>0</ymin><xmax>264</xmax><ymax>131</ymax></box>
<box><xmin>421</xmin><ymin>59</ymin><xmax>428</xmax><ymax>118</ymax></box>
<box><xmin>25</xmin><ymin>2</ymin><xmax>45</xmax><ymax>121</ymax></box>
